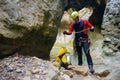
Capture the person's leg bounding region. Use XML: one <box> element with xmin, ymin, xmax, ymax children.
<box><xmin>76</xmin><ymin>45</ymin><xmax>83</xmax><ymax>65</ymax></box>
<box><xmin>83</xmin><ymin>39</ymin><xmax>94</xmax><ymax>73</ymax></box>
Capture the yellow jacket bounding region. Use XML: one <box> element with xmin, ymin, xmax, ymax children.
<box><xmin>56</xmin><ymin>46</ymin><xmax>70</xmax><ymax>64</ymax></box>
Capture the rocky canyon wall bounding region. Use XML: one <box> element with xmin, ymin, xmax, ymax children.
<box><xmin>0</xmin><ymin>0</ymin><xmax>67</xmax><ymax>59</ymax></box>
<box><xmin>1</xmin><ymin>0</ymin><xmax>119</xmax><ymax>60</ymax></box>
<box><xmin>101</xmin><ymin>0</ymin><xmax>120</xmax><ymax>56</ymax></box>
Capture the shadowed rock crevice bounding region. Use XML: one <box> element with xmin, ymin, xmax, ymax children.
<box><xmin>89</xmin><ymin>0</ymin><xmax>106</xmax><ymax>28</ymax></box>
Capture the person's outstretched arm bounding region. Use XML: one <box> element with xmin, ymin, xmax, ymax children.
<box><xmin>84</xmin><ymin>20</ymin><xmax>94</xmax><ymax>32</ymax></box>
<box><xmin>63</xmin><ymin>23</ymin><xmax>74</xmax><ymax>35</ymax></box>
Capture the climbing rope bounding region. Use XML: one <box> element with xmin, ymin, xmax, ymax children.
<box><xmin>74</xmin><ymin>28</ymin><xmax>90</xmax><ymax>34</ymax></box>
<box><xmin>64</xmin><ymin>34</ymin><xmax>66</xmax><ymax>47</ymax></box>
<box><xmin>58</xmin><ymin>28</ymin><xmax>92</xmax><ymax>65</ymax></box>
<box><xmin>70</xmin><ymin>28</ymin><xmax>91</xmax><ymax>65</ymax></box>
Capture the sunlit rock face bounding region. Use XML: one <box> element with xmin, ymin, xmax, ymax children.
<box><xmin>102</xmin><ymin>0</ymin><xmax>120</xmax><ymax>56</ymax></box>
<box><xmin>0</xmin><ymin>0</ymin><xmax>67</xmax><ymax>59</ymax></box>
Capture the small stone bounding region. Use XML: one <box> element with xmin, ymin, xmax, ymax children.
<box><xmin>23</xmin><ymin>76</ymin><xmax>31</xmax><ymax>80</ymax></box>
<box><xmin>16</xmin><ymin>69</ymin><xmax>22</xmax><ymax>73</ymax></box>
<box><xmin>26</xmin><ymin>71</ymin><xmax>31</xmax><ymax>76</ymax></box>
<box><xmin>42</xmin><ymin>70</ymin><xmax>47</xmax><ymax>75</ymax></box>
<box><xmin>34</xmin><ymin>74</ymin><xmax>40</xmax><ymax>79</ymax></box>
<box><xmin>31</xmin><ymin>68</ymin><xmax>39</xmax><ymax>74</ymax></box>
<box><xmin>62</xmin><ymin>70</ymin><xmax>73</xmax><ymax>78</ymax></box>
<box><xmin>95</xmin><ymin>70</ymin><xmax>110</xmax><ymax>77</ymax></box>
<box><xmin>53</xmin><ymin>62</ymin><xmax>59</xmax><ymax>67</ymax></box>
<box><xmin>32</xmin><ymin>57</ymin><xmax>41</xmax><ymax>61</ymax></box>
<box><xmin>7</xmin><ymin>66</ymin><xmax>16</xmax><ymax>72</ymax></box>
<box><xmin>62</xmin><ymin>74</ymin><xmax>71</xmax><ymax>80</ymax></box>
<box><xmin>14</xmin><ymin>57</ymin><xmax>19</xmax><ymax>60</ymax></box>
<box><xmin>104</xmin><ymin>37</ymin><xmax>111</xmax><ymax>43</ymax></box>
<box><xmin>16</xmin><ymin>63</ymin><xmax>24</xmax><ymax>67</ymax></box>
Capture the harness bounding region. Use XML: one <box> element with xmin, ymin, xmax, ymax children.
<box><xmin>79</xmin><ymin>37</ymin><xmax>87</xmax><ymax>42</ymax></box>
<box><xmin>73</xmin><ymin>20</ymin><xmax>88</xmax><ymax>43</ymax></box>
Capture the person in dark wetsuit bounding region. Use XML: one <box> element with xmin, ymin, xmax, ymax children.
<box><xmin>63</xmin><ymin>11</ymin><xmax>95</xmax><ymax>74</ymax></box>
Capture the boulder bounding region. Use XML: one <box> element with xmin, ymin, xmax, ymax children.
<box><xmin>0</xmin><ymin>0</ymin><xmax>67</xmax><ymax>59</ymax></box>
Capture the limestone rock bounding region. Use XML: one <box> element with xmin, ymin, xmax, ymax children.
<box><xmin>102</xmin><ymin>0</ymin><xmax>120</xmax><ymax>56</ymax></box>
<box><xmin>0</xmin><ymin>0</ymin><xmax>67</xmax><ymax>59</ymax></box>
<box><xmin>68</xmin><ymin>64</ymin><xmax>88</xmax><ymax>76</ymax></box>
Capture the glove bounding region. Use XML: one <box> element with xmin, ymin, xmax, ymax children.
<box><xmin>63</xmin><ymin>31</ymin><xmax>67</xmax><ymax>35</ymax></box>
<box><xmin>90</xmin><ymin>28</ymin><xmax>94</xmax><ymax>32</ymax></box>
